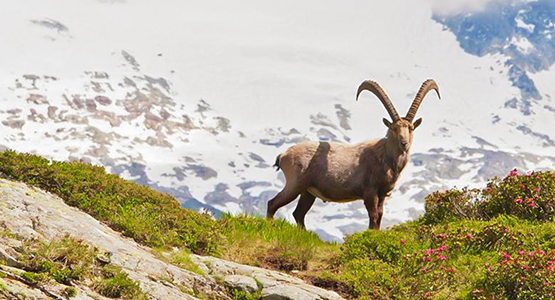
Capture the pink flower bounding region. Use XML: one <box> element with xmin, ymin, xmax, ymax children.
<box><xmin>522</xmin><ymin>265</ymin><xmax>529</xmax><ymax>271</ymax></box>
<box><xmin>529</xmin><ymin>202</ymin><xmax>536</xmax><ymax>208</ymax></box>
<box><xmin>508</xmin><ymin>169</ymin><xmax>518</xmax><ymax>177</ymax></box>
<box><xmin>447</xmin><ymin>267</ymin><xmax>455</xmax><ymax>273</ymax></box>
<box><xmin>537</xmin><ymin>250</ymin><xmax>546</xmax><ymax>256</ymax></box>
<box><xmin>439</xmin><ymin>245</ymin><xmax>447</xmax><ymax>251</ymax></box>
<box><xmin>400</xmin><ymin>239</ymin><xmax>406</xmax><ymax>245</ymax></box>
<box><xmin>424</xmin><ymin>249</ymin><xmax>432</xmax><ymax>255</ymax></box>
<box><xmin>501</xmin><ymin>259</ymin><xmax>508</xmax><ymax>265</ymax></box>
<box><xmin>534</xmin><ymin>187</ymin><xmax>539</xmax><ymax>192</ymax></box>
<box><xmin>520</xmin><ymin>184</ymin><xmax>526</xmax><ymax>190</ymax></box>
<box><xmin>515</xmin><ymin>198</ymin><xmax>523</xmax><ymax>204</ymax></box>
<box><xmin>467</xmin><ymin>233</ymin><xmax>474</xmax><ymax>239</ymax></box>
<box><xmin>503</xmin><ymin>253</ymin><xmax>512</xmax><ymax>259</ymax></box>
<box><xmin>518</xmin><ymin>250</ymin><xmax>525</xmax><ymax>255</ymax></box>
<box><xmin>437</xmin><ymin>255</ymin><xmax>447</xmax><ymax>261</ymax></box>
<box><xmin>534</xmin><ymin>194</ymin><xmax>539</xmax><ymax>198</ymax></box>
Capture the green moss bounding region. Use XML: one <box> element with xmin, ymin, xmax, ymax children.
<box><xmin>63</xmin><ymin>286</ymin><xmax>77</xmax><ymax>298</ymax></box>
<box><xmin>20</xmin><ymin>272</ymin><xmax>46</xmax><ymax>284</ymax></box>
<box><xmin>229</xmin><ymin>289</ymin><xmax>260</xmax><ymax>300</ymax></box>
<box><xmin>0</xmin><ymin>279</ymin><xmax>7</xmax><ymax>292</ymax></box>
<box><xmin>227</xmin><ymin>277</ymin><xmax>263</xmax><ymax>300</ymax></box>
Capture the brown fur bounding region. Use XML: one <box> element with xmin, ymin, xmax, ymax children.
<box><xmin>267</xmin><ymin>79</ymin><xmax>439</xmax><ymax>230</ymax></box>
<box><xmin>267</xmin><ymin>119</ymin><xmax>419</xmax><ymax>230</ymax></box>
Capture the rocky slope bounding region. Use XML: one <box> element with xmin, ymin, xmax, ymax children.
<box><xmin>0</xmin><ymin>178</ymin><xmax>342</xmax><ymax>300</ymax></box>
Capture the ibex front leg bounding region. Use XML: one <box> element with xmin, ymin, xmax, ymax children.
<box><xmin>363</xmin><ymin>190</ymin><xmax>380</xmax><ymax>230</ymax></box>
<box><xmin>377</xmin><ymin>193</ymin><xmax>387</xmax><ymax>229</ymax></box>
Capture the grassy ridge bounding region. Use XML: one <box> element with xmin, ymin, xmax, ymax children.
<box><xmin>0</xmin><ymin>151</ymin><xmax>221</xmax><ymax>255</ymax></box>
<box><xmin>1</xmin><ymin>151</ymin><xmax>555</xmax><ymax>299</ymax></box>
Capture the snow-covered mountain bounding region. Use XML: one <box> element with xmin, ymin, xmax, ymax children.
<box><xmin>1</xmin><ymin>0</ymin><xmax>555</xmax><ymax>241</ymax></box>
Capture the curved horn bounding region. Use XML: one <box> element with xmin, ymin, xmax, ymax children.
<box><xmin>405</xmin><ymin>79</ymin><xmax>441</xmax><ymax>122</ymax></box>
<box><xmin>356</xmin><ymin>80</ymin><xmax>400</xmax><ymax>122</ymax></box>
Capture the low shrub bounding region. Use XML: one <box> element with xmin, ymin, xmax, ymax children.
<box><xmin>424</xmin><ymin>169</ymin><xmax>555</xmax><ymax>224</ymax></box>
<box><xmin>472</xmin><ymin>249</ymin><xmax>555</xmax><ymax>299</ymax></box>
<box><xmin>479</xmin><ymin>169</ymin><xmax>555</xmax><ymax>221</ymax></box>
<box><xmin>424</xmin><ymin>188</ymin><xmax>480</xmax><ymax>224</ymax></box>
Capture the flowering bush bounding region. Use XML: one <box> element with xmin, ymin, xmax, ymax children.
<box><xmin>426</xmin><ymin>219</ymin><xmax>523</xmax><ymax>255</ymax></box>
<box><xmin>479</xmin><ymin>169</ymin><xmax>555</xmax><ymax>221</ymax></box>
<box><xmin>472</xmin><ymin>249</ymin><xmax>555</xmax><ymax>299</ymax></box>
<box><xmin>400</xmin><ymin>244</ymin><xmax>457</xmax><ymax>298</ymax></box>
<box><xmin>424</xmin><ymin>188</ymin><xmax>479</xmax><ymax>224</ymax></box>
<box><xmin>424</xmin><ymin>169</ymin><xmax>555</xmax><ymax>224</ymax></box>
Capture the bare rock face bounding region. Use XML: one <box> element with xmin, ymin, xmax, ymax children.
<box><xmin>0</xmin><ymin>179</ymin><xmax>344</xmax><ymax>300</ymax></box>
<box><xmin>0</xmin><ymin>179</ymin><xmax>229</xmax><ymax>300</ymax></box>
<box><xmin>190</xmin><ymin>255</ymin><xmax>344</xmax><ymax>300</ymax></box>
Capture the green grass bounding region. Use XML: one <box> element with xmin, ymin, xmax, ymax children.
<box><xmin>0</xmin><ymin>150</ymin><xmax>220</xmax><ymax>255</ymax></box>
<box><xmin>220</xmin><ymin>214</ymin><xmax>337</xmax><ymax>271</ymax></box>
<box><xmin>93</xmin><ymin>265</ymin><xmax>145</xmax><ymax>299</ymax></box>
<box><xmin>4</xmin><ymin>233</ymin><xmax>146</xmax><ymax>299</ymax></box>
<box><xmin>2</xmin><ymin>151</ymin><xmax>555</xmax><ymax>299</ymax></box>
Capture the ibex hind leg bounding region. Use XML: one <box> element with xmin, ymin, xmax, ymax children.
<box><xmin>293</xmin><ymin>191</ymin><xmax>316</xmax><ymax>229</ymax></box>
<box><xmin>266</xmin><ymin>184</ymin><xmax>303</xmax><ymax>219</ymax></box>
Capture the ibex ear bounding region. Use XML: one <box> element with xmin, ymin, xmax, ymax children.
<box><xmin>413</xmin><ymin>118</ymin><xmax>423</xmax><ymax>129</ymax></box>
<box><xmin>382</xmin><ymin>118</ymin><xmax>392</xmax><ymax>128</ymax></box>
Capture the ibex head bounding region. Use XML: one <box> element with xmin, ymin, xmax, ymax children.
<box><xmin>356</xmin><ymin>79</ymin><xmax>441</xmax><ymax>152</ymax></box>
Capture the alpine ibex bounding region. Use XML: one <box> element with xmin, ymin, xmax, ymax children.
<box><xmin>266</xmin><ymin>79</ymin><xmax>440</xmax><ymax>230</ymax></box>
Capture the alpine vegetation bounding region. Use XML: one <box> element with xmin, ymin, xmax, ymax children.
<box><xmin>267</xmin><ymin>80</ymin><xmax>441</xmax><ymax>230</ymax></box>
